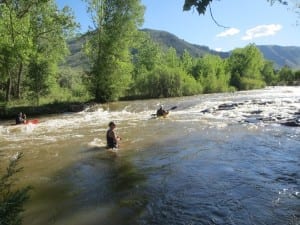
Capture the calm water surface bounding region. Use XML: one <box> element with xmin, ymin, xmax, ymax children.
<box><xmin>0</xmin><ymin>86</ymin><xmax>299</xmax><ymax>225</ymax></box>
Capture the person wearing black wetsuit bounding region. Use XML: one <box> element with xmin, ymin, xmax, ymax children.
<box><xmin>156</xmin><ymin>106</ymin><xmax>167</xmax><ymax>117</ymax></box>
<box><xmin>106</xmin><ymin>121</ymin><xmax>121</xmax><ymax>149</ymax></box>
<box><xmin>16</xmin><ymin>112</ymin><xmax>26</xmax><ymax>124</ymax></box>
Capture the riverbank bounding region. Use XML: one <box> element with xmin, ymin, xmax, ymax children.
<box><xmin>0</xmin><ymin>101</ymin><xmax>92</xmax><ymax>120</ymax></box>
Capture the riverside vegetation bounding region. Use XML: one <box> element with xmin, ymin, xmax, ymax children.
<box><xmin>1</xmin><ymin>0</ymin><xmax>300</xmax><ymax>119</ymax></box>
<box><xmin>0</xmin><ymin>153</ymin><xmax>31</xmax><ymax>225</ymax></box>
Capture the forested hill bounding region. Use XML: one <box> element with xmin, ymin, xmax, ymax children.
<box><xmin>256</xmin><ymin>45</ymin><xmax>300</xmax><ymax>69</ymax></box>
<box><xmin>143</xmin><ymin>29</ymin><xmax>300</xmax><ymax>69</ymax></box>
<box><xmin>65</xmin><ymin>28</ymin><xmax>300</xmax><ymax>69</ymax></box>
<box><xmin>141</xmin><ymin>28</ymin><xmax>229</xmax><ymax>58</ymax></box>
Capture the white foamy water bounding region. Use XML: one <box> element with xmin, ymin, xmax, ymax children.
<box><xmin>1</xmin><ymin>86</ymin><xmax>299</xmax><ymax>146</ymax></box>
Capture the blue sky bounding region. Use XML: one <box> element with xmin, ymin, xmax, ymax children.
<box><xmin>56</xmin><ymin>0</ymin><xmax>300</xmax><ymax>52</ymax></box>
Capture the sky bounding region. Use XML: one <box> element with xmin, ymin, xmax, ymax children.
<box><xmin>56</xmin><ymin>0</ymin><xmax>300</xmax><ymax>52</ymax></box>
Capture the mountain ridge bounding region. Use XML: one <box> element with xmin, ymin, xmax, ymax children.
<box><xmin>65</xmin><ymin>28</ymin><xmax>300</xmax><ymax>70</ymax></box>
<box><xmin>142</xmin><ymin>28</ymin><xmax>300</xmax><ymax>69</ymax></box>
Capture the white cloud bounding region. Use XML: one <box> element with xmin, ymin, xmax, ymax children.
<box><xmin>216</xmin><ymin>28</ymin><xmax>240</xmax><ymax>37</ymax></box>
<box><xmin>215</xmin><ymin>48</ymin><xmax>223</xmax><ymax>52</ymax></box>
<box><xmin>242</xmin><ymin>24</ymin><xmax>282</xmax><ymax>40</ymax></box>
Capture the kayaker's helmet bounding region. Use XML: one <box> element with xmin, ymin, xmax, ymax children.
<box><xmin>109</xmin><ymin>121</ymin><xmax>116</xmax><ymax>127</ymax></box>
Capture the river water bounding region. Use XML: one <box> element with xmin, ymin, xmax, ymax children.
<box><xmin>0</xmin><ymin>86</ymin><xmax>299</xmax><ymax>225</ymax></box>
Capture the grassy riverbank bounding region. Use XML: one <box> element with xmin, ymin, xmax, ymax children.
<box><xmin>0</xmin><ymin>101</ymin><xmax>90</xmax><ymax>120</ymax></box>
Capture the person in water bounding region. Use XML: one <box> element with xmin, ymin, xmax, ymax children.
<box><xmin>106</xmin><ymin>121</ymin><xmax>121</xmax><ymax>149</ymax></box>
<box><xmin>156</xmin><ymin>106</ymin><xmax>168</xmax><ymax>117</ymax></box>
<box><xmin>15</xmin><ymin>112</ymin><xmax>26</xmax><ymax>124</ymax></box>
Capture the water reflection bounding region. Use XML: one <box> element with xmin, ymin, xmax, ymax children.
<box><xmin>23</xmin><ymin>149</ymin><xmax>147</xmax><ymax>225</ymax></box>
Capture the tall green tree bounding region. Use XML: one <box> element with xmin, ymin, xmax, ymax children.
<box><xmin>0</xmin><ymin>0</ymin><xmax>76</xmax><ymax>103</ymax></box>
<box><xmin>192</xmin><ymin>54</ymin><xmax>229</xmax><ymax>93</ymax></box>
<box><xmin>27</xmin><ymin>0</ymin><xmax>77</xmax><ymax>105</ymax></box>
<box><xmin>130</xmin><ymin>32</ymin><xmax>163</xmax><ymax>96</ymax></box>
<box><xmin>278</xmin><ymin>66</ymin><xmax>295</xmax><ymax>84</ymax></box>
<box><xmin>164</xmin><ymin>47</ymin><xmax>180</xmax><ymax>68</ymax></box>
<box><xmin>84</xmin><ymin>0</ymin><xmax>144</xmax><ymax>102</ymax></box>
<box><xmin>0</xmin><ymin>0</ymin><xmax>32</xmax><ymax>101</ymax></box>
<box><xmin>261</xmin><ymin>60</ymin><xmax>277</xmax><ymax>85</ymax></box>
<box><xmin>132</xmin><ymin>32</ymin><xmax>163</xmax><ymax>77</ymax></box>
<box><xmin>180</xmin><ymin>49</ymin><xmax>194</xmax><ymax>74</ymax></box>
<box><xmin>227</xmin><ymin>44</ymin><xmax>266</xmax><ymax>90</ymax></box>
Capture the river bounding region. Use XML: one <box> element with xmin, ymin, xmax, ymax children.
<box><xmin>0</xmin><ymin>86</ymin><xmax>299</xmax><ymax>225</ymax></box>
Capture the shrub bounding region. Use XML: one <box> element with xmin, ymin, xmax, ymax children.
<box><xmin>0</xmin><ymin>152</ymin><xmax>31</xmax><ymax>225</ymax></box>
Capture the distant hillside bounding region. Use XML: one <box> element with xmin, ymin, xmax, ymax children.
<box><xmin>141</xmin><ymin>28</ymin><xmax>229</xmax><ymax>58</ymax></box>
<box><xmin>143</xmin><ymin>29</ymin><xmax>300</xmax><ymax>69</ymax></box>
<box><xmin>63</xmin><ymin>33</ymin><xmax>90</xmax><ymax>70</ymax></box>
<box><xmin>257</xmin><ymin>45</ymin><xmax>300</xmax><ymax>69</ymax></box>
<box><xmin>63</xmin><ymin>28</ymin><xmax>300</xmax><ymax>70</ymax></box>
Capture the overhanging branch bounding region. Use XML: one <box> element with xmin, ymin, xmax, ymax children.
<box><xmin>208</xmin><ymin>3</ymin><xmax>229</xmax><ymax>28</ymax></box>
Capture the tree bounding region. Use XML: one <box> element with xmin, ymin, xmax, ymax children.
<box><xmin>84</xmin><ymin>0</ymin><xmax>144</xmax><ymax>102</ymax></box>
<box><xmin>278</xmin><ymin>66</ymin><xmax>295</xmax><ymax>84</ymax></box>
<box><xmin>261</xmin><ymin>61</ymin><xmax>277</xmax><ymax>85</ymax></box>
<box><xmin>183</xmin><ymin>0</ymin><xmax>296</xmax><ymax>15</ymax></box>
<box><xmin>180</xmin><ymin>49</ymin><xmax>194</xmax><ymax>74</ymax></box>
<box><xmin>28</xmin><ymin>58</ymin><xmax>51</xmax><ymax>105</ymax></box>
<box><xmin>27</xmin><ymin>0</ymin><xmax>77</xmax><ymax>105</ymax></box>
<box><xmin>227</xmin><ymin>44</ymin><xmax>266</xmax><ymax>90</ymax></box>
<box><xmin>191</xmin><ymin>54</ymin><xmax>230</xmax><ymax>93</ymax></box>
<box><xmin>0</xmin><ymin>0</ymin><xmax>32</xmax><ymax>101</ymax></box>
<box><xmin>0</xmin><ymin>0</ymin><xmax>77</xmax><ymax>103</ymax></box>
<box><xmin>164</xmin><ymin>47</ymin><xmax>180</xmax><ymax>68</ymax></box>
<box><xmin>130</xmin><ymin>32</ymin><xmax>163</xmax><ymax>97</ymax></box>
<box><xmin>132</xmin><ymin>32</ymin><xmax>163</xmax><ymax>77</ymax></box>
<box><xmin>136</xmin><ymin>65</ymin><xmax>201</xmax><ymax>98</ymax></box>
<box><xmin>183</xmin><ymin>0</ymin><xmax>299</xmax><ymax>27</ymax></box>
<box><xmin>295</xmin><ymin>70</ymin><xmax>300</xmax><ymax>80</ymax></box>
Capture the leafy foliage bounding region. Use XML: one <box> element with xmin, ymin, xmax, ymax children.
<box><xmin>192</xmin><ymin>54</ymin><xmax>230</xmax><ymax>93</ymax></box>
<box><xmin>0</xmin><ymin>152</ymin><xmax>31</xmax><ymax>225</ymax></box>
<box><xmin>84</xmin><ymin>0</ymin><xmax>144</xmax><ymax>102</ymax></box>
<box><xmin>227</xmin><ymin>44</ymin><xmax>266</xmax><ymax>90</ymax></box>
<box><xmin>1</xmin><ymin>1</ymin><xmax>299</xmax><ymax>108</ymax></box>
<box><xmin>183</xmin><ymin>0</ymin><xmax>297</xmax><ymax>15</ymax></box>
<box><xmin>0</xmin><ymin>0</ymin><xmax>77</xmax><ymax>103</ymax></box>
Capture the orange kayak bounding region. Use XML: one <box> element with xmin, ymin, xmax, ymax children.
<box><xmin>25</xmin><ymin>119</ymin><xmax>39</xmax><ymax>124</ymax></box>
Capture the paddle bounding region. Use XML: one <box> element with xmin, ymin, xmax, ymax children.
<box><xmin>167</xmin><ymin>106</ymin><xmax>177</xmax><ymax>111</ymax></box>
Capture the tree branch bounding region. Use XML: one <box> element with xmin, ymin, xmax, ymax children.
<box><xmin>208</xmin><ymin>3</ymin><xmax>229</xmax><ymax>28</ymax></box>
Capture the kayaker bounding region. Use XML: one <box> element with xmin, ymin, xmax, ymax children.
<box><xmin>106</xmin><ymin>121</ymin><xmax>121</xmax><ymax>149</ymax></box>
<box><xmin>15</xmin><ymin>112</ymin><xmax>26</xmax><ymax>124</ymax></box>
<box><xmin>156</xmin><ymin>106</ymin><xmax>168</xmax><ymax>117</ymax></box>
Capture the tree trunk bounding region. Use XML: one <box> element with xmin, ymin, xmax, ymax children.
<box><xmin>5</xmin><ymin>76</ymin><xmax>12</xmax><ymax>102</ymax></box>
<box><xmin>16</xmin><ymin>62</ymin><xmax>23</xmax><ymax>99</ymax></box>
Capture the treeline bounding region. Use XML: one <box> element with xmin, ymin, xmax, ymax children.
<box><xmin>128</xmin><ymin>36</ymin><xmax>300</xmax><ymax>99</ymax></box>
<box><xmin>1</xmin><ymin>0</ymin><xmax>300</xmax><ymax>107</ymax></box>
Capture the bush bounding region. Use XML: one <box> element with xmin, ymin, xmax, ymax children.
<box><xmin>134</xmin><ymin>66</ymin><xmax>202</xmax><ymax>98</ymax></box>
<box><xmin>0</xmin><ymin>152</ymin><xmax>31</xmax><ymax>225</ymax></box>
<box><xmin>239</xmin><ymin>77</ymin><xmax>266</xmax><ymax>90</ymax></box>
